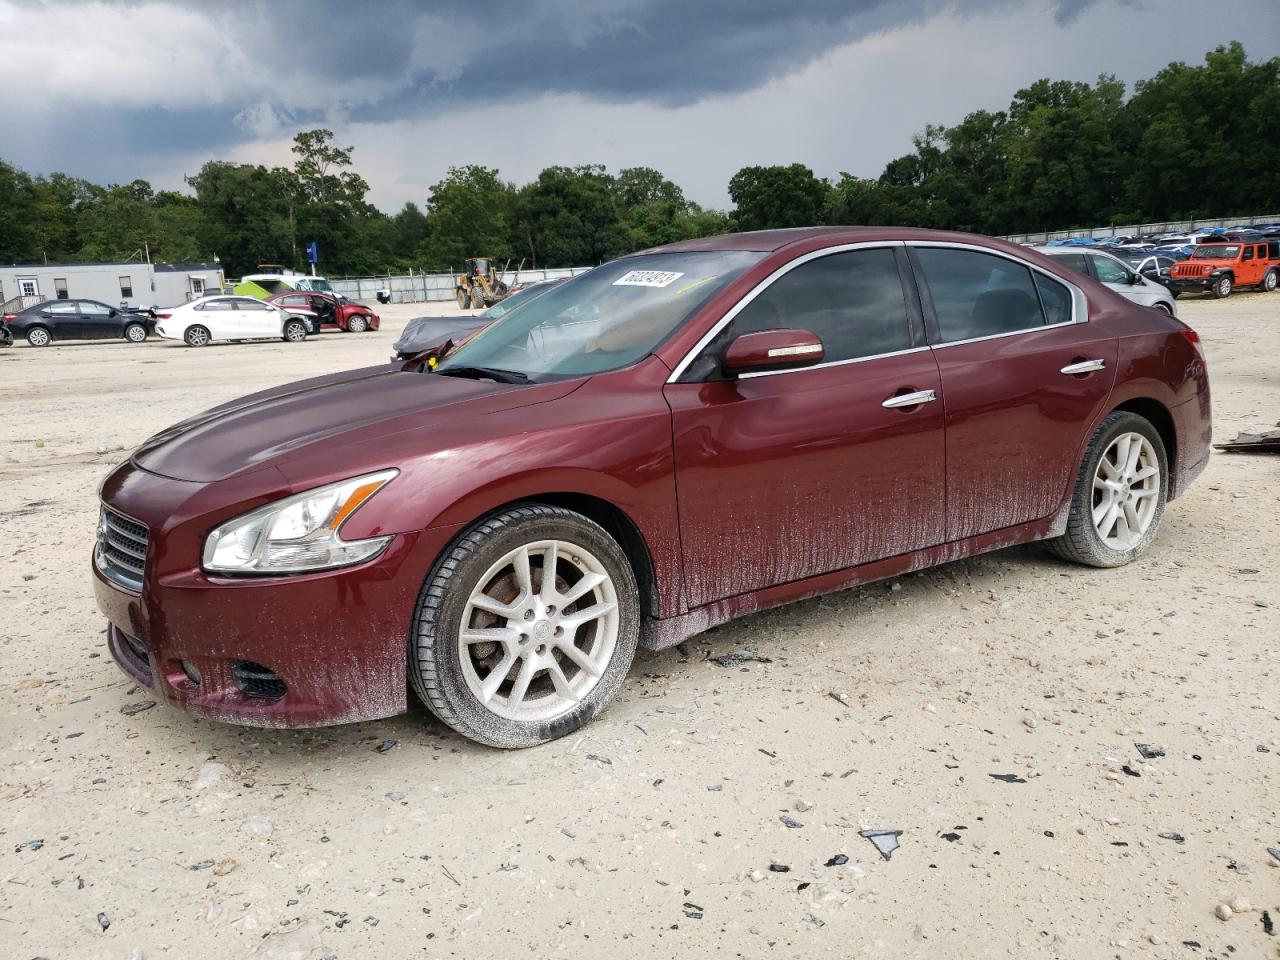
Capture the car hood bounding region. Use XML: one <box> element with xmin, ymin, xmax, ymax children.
<box><xmin>132</xmin><ymin>363</ymin><xmax>579</xmax><ymax>483</ymax></box>
<box><xmin>392</xmin><ymin>316</ymin><xmax>489</xmax><ymax>354</ymax></box>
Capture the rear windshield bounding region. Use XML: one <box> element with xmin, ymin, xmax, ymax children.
<box><xmin>1192</xmin><ymin>245</ymin><xmax>1239</xmax><ymax>259</ymax></box>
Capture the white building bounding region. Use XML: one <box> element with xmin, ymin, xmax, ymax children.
<box><xmin>0</xmin><ymin>261</ymin><xmax>224</xmax><ymax>312</ymax></box>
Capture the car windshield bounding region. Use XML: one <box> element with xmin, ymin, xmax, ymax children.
<box><xmin>480</xmin><ymin>282</ymin><xmax>559</xmax><ymax>321</ymax></box>
<box><xmin>299</xmin><ymin>278</ymin><xmax>334</xmax><ymax>293</ymax></box>
<box><xmin>436</xmin><ymin>251</ymin><xmax>763</xmax><ymax>380</ymax></box>
<box><xmin>1192</xmin><ymin>245</ymin><xmax>1239</xmax><ymax>260</ymax></box>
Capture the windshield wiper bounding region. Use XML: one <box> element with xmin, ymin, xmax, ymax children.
<box><xmin>435</xmin><ymin>365</ymin><xmax>531</xmax><ymax>384</ymax></box>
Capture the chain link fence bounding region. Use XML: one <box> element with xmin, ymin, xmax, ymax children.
<box><xmin>330</xmin><ymin>267</ymin><xmax>594</xmax><ymax>304</ymax></box>
<box><xmin>1003</xmin><ymin>213</ymin><xmax>1280</xmax><ymax>245</ymax></box>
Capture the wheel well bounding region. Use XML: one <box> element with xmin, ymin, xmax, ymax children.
<box><xmin>520</xmin><ymin>493</ymin><xmax>660</xmax><ymax>618</ymax></box>
<box><xmin>1112</xmin><ymin>398</ymin><xmax>1176</xmax><ymax>472</ymax></box>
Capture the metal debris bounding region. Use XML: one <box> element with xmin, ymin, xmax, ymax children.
<box><xmin>120</xmin><ymin>701</ymin><xmax>156</xmax><ymax>716</ymax></box>
<box><xmin>859</xmin><ymin>829</ymin><xmax>903</xmax><ymax>861</ymax></box>
<box><xmin>824</xmin><ymin>854</ymin><xmax>848</xmax><ymax>867</ymax></box>
<box><xmin>15</xmin><ymin>839</ymin><xmax>43</xmax><ymax>852</ymax></box>
<box><xmin>768</xmin><ymin>863</ymin><xmax>790</xmax><ymax>873</ymax></box>
<box><xmin>1157</xmin><ymin>832</ymin><xmax>1185</xmax><ymax>844</ymax></box>
<box><xmin>1121</xmin><ymin>764</ymin><xmax>1141</xmax><ymax>778</ymax></box>
<box><xmin>1134</xmin><ymin>743</ymin><xmax>1165</xmax><ymax>759</ymax></box>
<box><xmin>97</xmin><ymin>912</ymin><xmax>110</xmax><ymax>931</ymax></box>
<box><xmin>779</xmin><ymin>815</ymin><xmax>803</xmax><ymax>829</ymax></box>
<box><xmin>710</xmin><ymin>650</ymin><xmax>772</xmax><ymax>667</ymax></box>
<box><xmin>1214</xmin><ymin>428</ymin><xmax>1280</xmax><ymax>454</ymax></box>
<box><xmin>989</xmin><ymin>773</ymin><xmax>1026</xmax><ymax>784</ymax></box>
<box><xmin>1267</xmin><ymin>847</ymin><xmax>1280</xmax><ymax>865</ymax></box>
<box><xmin>941</xmin><ymin>832</ymin><xmax>961</xmax><ymax>842</ymax></box>
<box><xmin>374</xmin><ymin>739</ymin><xmax>398</xmax><ymax>753</ymax></box>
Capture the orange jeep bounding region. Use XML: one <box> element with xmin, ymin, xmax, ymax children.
<box><xmin>1169</xmin><ymin>240</ymin><xmax>1280</xmax><ymax>298</ymax></box>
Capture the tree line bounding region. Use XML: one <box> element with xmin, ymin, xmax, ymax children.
<box><xmin>1</xmin><ymin>43</ymin><xmax>1275</xmax><ymax>278</ymax></box>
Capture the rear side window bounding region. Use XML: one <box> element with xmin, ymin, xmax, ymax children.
<box><xmin>915</xmin><ymin>248</ymin><xmax>1046</xmax><ymax>343</ymax></box>
<box><xmin>201</xmin><ymin>299</ymin><xmax>234</xmax><ymax>311</ymax></box>
<box><xmin>1034</xmin><ymin>274</ymin><xmax>1074</xmax><ymax>325</ymax></box>
<box><xmin>1054</xmin><ymin>253</ymin><xmax>1091</xmax><ymax>277</ymax></box>
<box><xmin>723</xmin><ymin>248</ymin><xmax>912</xmax><ymax>364</ymax></box>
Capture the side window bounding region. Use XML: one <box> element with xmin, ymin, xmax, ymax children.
<box><xmin>1055</xmin><ymin>254</ymin><xmax>1091</xmax><ymax>278</ymax></box>
<box><xmin>238</xmin><ymin>299</ymin><xmax>270</xmax><ymax>311</ymax></box>
<box><xmin>1243</xmin><ymin>245</ymin><xmax>1254</xmax><ymax>261</ymax></box>
<box><xmin>915</xmin><ymin>248</ymin><xmax>1046</xmax><ymax>342</ymax></box>
<box><xmin>119</xmin><ymin>275</ymin><xmax>134</xmax><ymax>299</ymax></box>
<box><xmin>720</xmin><ymin>248</ymin><xmax>912</xmax><ymax>366</ymax></box>
<box><xmin>79</xmin><ymin>301</ymin><xmax>109</xmax><ymax>316</ymax></box>
<box><xmin>1034</xmin><ymin>274</ymin><xmax>1074</xmax><ymax>325</ymax></box>
<box><xmin>1090</xmin><ymin>256</ymin><xmax>1130</xmax><ymax>284</ymax></box>
<box><xmin>201</xmin><ymin>299</ymin><xmax>234</xmax><ymax>311</ymax></box>
<box><xmin>47</xmin><ymin>301</ymin><xmax>79</xmax><ymax>314</ymax></box>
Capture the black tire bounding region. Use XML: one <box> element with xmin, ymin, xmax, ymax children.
<box><xmin>346</xmin><ymin>314</ymin><xmax>368</xmax><ymax>333</ymax></box>
<box><xmin>408</xmin><ymin>504</ymin><xmax>640</xmax><ymax>748</ymax></box>
<box><xmin>1263</xmin><ymin>269</ymin><xmax>1278</xmax><ymax>293</ymax></box>
<box><xmin>26</xmin><ymin>326</ymin><xmax>52</xmax><ymax>347</ymax></box>
<box><xmin>456</xmin><ymin>288</ymin><xmax>468</xmax><ymax>309</ymax></box>
<box><xmin>184</xmin><ymin>325</ymin><xmax>211</xmax><ymax>347</ymax></box>
<box><xmin>1212</xmin><ymin>275</ymin><xmax>1232</xmax><ymax>299</ymax></box>
<box><xmin>1151</xmin><ymin>302</ymin><xmax>1173</xmax><ymax>315</ymax></box>
<box><xmin>124</xmin><ymin>322</ymin><xmax>148</xmax><ymax>343</ymax></box>
<box><xmin>1045</xmin><ymin>411</ymin><xmax>1169</xmax><ymax>568</ymax></box>
<box><xmin>282</xmin><ymin>319</ymin><xmax>308</xmax><ymax>343</ymax></box>
<box><xmin>1171</xmin><ymin>290</ymin><xmax>1181</xmax><ymax>300</ymax></box>
<box><xmin>470</xmin><ymin>287</ymin><xmax>485</xmax><ymax>309</ymax></box>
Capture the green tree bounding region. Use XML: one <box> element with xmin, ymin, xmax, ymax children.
<box><xmin>417</xmin><ymin>165</ymin><xmax>514</xmax><ymax>271</ymax></box>
<box><xmin>728</xmin><ymin>164</ymin><xmax>830</xmax><ymax>231</ymax></box>
<box><xmin>511</xmin><ymin>165</ymin><xmax>631</xmax><ymax>268</ymax></box>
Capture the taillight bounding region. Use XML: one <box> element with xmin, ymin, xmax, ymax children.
<box><xmin>1</xmin><ymin>314</ymin><xmax>14</xmax><ymax>323</ymax></box>
<box><xmin>1179</xmin><ymin>327</ymin><xmax>1200</xmax><ymax>347</ymax></box>
<box><xmin>156</xmin><ymin>312</ymin><xmax>172</xmax><ymax>319</ymax></box>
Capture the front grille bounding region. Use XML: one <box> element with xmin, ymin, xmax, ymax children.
<box><xmin>97</xmin><ymin>506</ymin><xmax>149</xmax><ymax>592</ymax></box>
<box><xmin>232</xmin><ymin>661</ymin><xmax>287</xmax><ymax>700</ymax></box>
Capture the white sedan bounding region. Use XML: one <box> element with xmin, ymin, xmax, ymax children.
<box><xmin>155</xmin><ymin>296</ymin><xmax>310</xmax><ymax>347</ymax></box>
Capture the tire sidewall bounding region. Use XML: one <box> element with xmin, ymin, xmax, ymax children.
<box><xmin>284</xmin><ymin>320</ymin><xmax>307</xmax><ymax>342</ymax></box>
<box><xmin>125</xmin><ymin>322</ymin><xmax>147</xmax><ymax>342</ymax></box>
<box><xmin>1265</xmin><ymin>270</ymin><xmax>1278</xmax><ymax>292</ymax></box>
<box><xmin>411</xmin><ymin>507</ymin><xmax>640</xmax><ymax>748</ymax></box>
<box><xmin>27</xmin><ymin>327</ymin><xmax>51</xmax><ymax>347</ymax></box>
<box><xmin>1215</xmin><ymin>276</ymin><xmax>1232</xmax><ymax>298</ymax></box>
<box><xmin>185</xmin><ymin>325</ymin><xmax>210</xmax><ymax>347</ymax></box>
<box><xmin>1072</xmin><ymin>413</ymin><xmax>1169</xmax><ymax>566</ymax></box>
<box><xmin>347</xmin><ymin>314</ymin><xmax>367</xmax><ymax>333</ymax></box>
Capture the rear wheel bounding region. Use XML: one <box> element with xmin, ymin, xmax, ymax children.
<box><xmin>1046</xmin><ymin>411</ymin><xmax>1168</xmax><ymax>568</ymax></box>
<box><xmin>26</xmin><ymin>327</ymin><xmax>51</xmax><ymax>347</ymax></box>
<box><xmin>408</xmin><ymin>504</ymin><xmax>640</xmax><ymax>748</ymax></box>
<box><xmin>184</xmin><ymin>325</ymin><xmax>211</xmax><ymax>347</ymax></box>
<box><xmin>124</xmin><ymin>322</ymin><xmax>148</xmax><ymax>343</ymax></box>
<box><xmin>283</xmin><ymin>319</ymin><xmax>308</xmax><ymax>342</ymax></box>
<box><xmin>346</xmin><ymin>314</ymin><xmax>368</xmax><ymax>333</ymax></box>
<box><xmin>470</xmin><ymin>287</ymin><xmax>485</xmax><ymax>309</ymax></box>
<box><xmin>1212</xmin><ymin>275</ymin><xmax>1233</xmax><ymax>299</ymax></box>
<box><xmin>456</xmin><ymin>288</ymin><xmax>468</xmax><ymax>309</ymax></box>
<box><xmin>1263</xmin><ymin>269</ymin><xmax>1278</xmax><ymax>292</ymax></box>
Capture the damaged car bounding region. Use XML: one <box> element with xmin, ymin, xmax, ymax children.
<box><xmin>93</xmin><ymin>227</ymin><xmax>1211</xmax><ymax>747</ymax></box>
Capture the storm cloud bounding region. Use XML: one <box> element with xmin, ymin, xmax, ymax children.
<box><xmin>1</xmin><ymin>0</ymin><xmax>1276</xmax><ymax>208</ymax></box>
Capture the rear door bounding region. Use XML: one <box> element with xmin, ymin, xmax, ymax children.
<box><xmin>41</xmin><ymin>300</ymin><xmax>83</xmax><ymax>340</ymax></box>
<box><xmin>909</xmin><ymin>244</ymin><xmax>1118</xmax><ymax>542</ymax></box>
<box><xmin>664</xmin><ymin>244</ymin><xmax>946</xmax><ymax>607</ymax></box>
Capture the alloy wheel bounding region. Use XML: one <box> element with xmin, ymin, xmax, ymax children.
<box><xmin>1092</xmin><ymin>432</ymin><xmax>1160</xmax><ymax>550</ymax></box>
<box><xmin>458</xmin><ymin>539</ymin><xmax>619</xmax><ymax>723</ymax></box>
<box><xmin>27</xmin><ymin>328</ymin><xmax>50</xmax><ymax>347</ymax></box>
<box><xmin>126</xmin><ymin>324</ymin><xmax>147</xmax><ymax>342</ymax></box>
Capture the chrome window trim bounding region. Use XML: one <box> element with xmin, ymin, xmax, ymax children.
<box><xmin>664</xmin><ymin>240</ymin><xmax>908</xmax><ymax>383</ymax></box>
<box><xmin>738</xmin><ymin>344</ymin><xmax>931</xmax><ymax>380</ymax></box>
<box><xmin>667</xmin><ymin>239</ymin><xmax>1091</xmax><ymax>383</ymax></box>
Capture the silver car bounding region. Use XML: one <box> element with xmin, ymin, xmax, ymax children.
<box><xmin>1034</xmin><ymin>247</ymin><xmax>1178</xmax><ymax>316</ymax></box>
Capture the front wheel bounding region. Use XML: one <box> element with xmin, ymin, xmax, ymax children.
<box><xmin>124</xmin><ymin>322</ymin><xmax>148</xmax><ymax>343</ymax></box>
<box><xmin>1046</xmin><ymin>411</ymin><xmax>1168</xmax><ymax>568</ymax></box>
<box><xmin>409</xmin><ymin>504</ymin><xmax>640</xmax><ymax>748</ymax></box>
<box><xmin>470</xmin><ymin>287</ymin><xmax>485</xmax><ymax>309</ymax></box>
<box><xmin>456</xmin><ymin>288</ymin><xmax>468</xmax><ymax>309</ymax></box>
<box><xmin>346</xmin><ymin>314</ymin><xmax>368</xmax><ymax>333</ymax></box>
<box><xmin>283</xmin><ymin>319</ymin><xmax>308</xmax><ymax>342</ymax></box>
<box><xmin>1212</xmin><ymin>275</ymin><xmax>1232</xmax><ymax>299</ymax></box>
<box><xmin>1263</xmin><ymin>270</ymin><xmax>1278</xmax><ymax>293</ymax></box>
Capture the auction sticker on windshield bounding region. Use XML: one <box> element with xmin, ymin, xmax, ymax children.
<box><xmin>613</xmin><ymin>270</ymin><xmax>684</xmax><ymax>288</ymax></box>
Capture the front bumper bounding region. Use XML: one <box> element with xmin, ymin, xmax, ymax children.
<box><xmin>93</xmin><ymin>462</ymin><xmax>461</xmax><ymax>728</ymax></box>
<box><xmin>1167</xmin><ymin>276</ymin><xmax>1215</xmax><ymax>292</ymax></box>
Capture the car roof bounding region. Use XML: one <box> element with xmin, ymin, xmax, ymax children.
<box><xmin>637</xmin><ymin>226</ymin><xmax>1024</xmax><ymax>255</ymax></box>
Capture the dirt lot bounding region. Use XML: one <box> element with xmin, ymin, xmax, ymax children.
<box><xmin>2</xmin><ymin>295</ymin><xmax>1277</xmax><ymax>960</ymax></box>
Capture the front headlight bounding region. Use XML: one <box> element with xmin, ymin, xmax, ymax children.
<box><xmin>202</xmin><ymin>470</ymin><xmax>398</xmax><ymax>574</ymax></box>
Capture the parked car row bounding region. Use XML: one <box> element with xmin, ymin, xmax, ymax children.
<box><xmin>1</xmin><ymin>292</ymin><xmax>380</xmax><ymax>347</ymax></box>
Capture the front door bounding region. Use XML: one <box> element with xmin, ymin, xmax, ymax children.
<box><xmin>664</xmin><ymin>245</ymin><xmax>946</xmax><ymax>608</ymax></box>
<box><xmin>235</xmin><ymin>299</ymin><xmax>280</xmax><ymax>337</ymax></box>
<box><xmin>76</xmin><ymin>300</ymin><xmax>119</xmax><ymax>338</ymax></box>
<box><xmin>909</xmin><ymin>244</ymin><xmax>1118</xmax><ymax>541</ymax></box>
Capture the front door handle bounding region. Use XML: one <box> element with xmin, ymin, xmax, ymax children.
<box><xmin>882</xmin><ymin>389</ymin><xmax>937</xmax><ymax>409</ymax></box>
<box><xmin>1060</xmin><ymin>359</ymin><xmax>1106</xmax><ymax>375</ymax></box>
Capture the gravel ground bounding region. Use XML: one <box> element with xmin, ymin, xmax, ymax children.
<box><xmin>1</xmin><ymin>294</ymin><xmax>1277</xmax><ymax>960</ymax></box>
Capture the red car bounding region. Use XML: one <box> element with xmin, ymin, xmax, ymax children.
<box><xmin>94</xmin><ymin>228</ymin><xmax>1211</xmax><ymax>747</ymax></box>
<box><xmin>266</xmin><ymin>291</ymin><xmax>380</xmax><ymax>333</ymax></box>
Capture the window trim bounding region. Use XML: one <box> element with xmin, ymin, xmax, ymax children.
<box><xmin>667</xmin><ymin>240</ymin><xmax>921</xmax><ymax>383</ymax></box>
<box><xmin>908</xmin><ymin>241</ymin><xmax>1088</xmax><ymax>350</ymax></box>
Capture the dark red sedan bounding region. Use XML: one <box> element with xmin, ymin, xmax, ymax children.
<box><xmin>93</xmin><ymin>228</ymin><xmax>1211</xmax><ymax>747</ymax></box>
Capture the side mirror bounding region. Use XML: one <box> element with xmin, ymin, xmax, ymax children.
<box><xmin>109</xmin><ymin>308</ymin><xmax>119</xmax><ymax>317</ymax></box>
<box><xmin>723</xmin><ymin>328</ymin><xmax>824</xmax><ymax>376</ymax></box>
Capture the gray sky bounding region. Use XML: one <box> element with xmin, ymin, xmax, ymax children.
<box><xmin>1</xmin><ymin>0</ymin><xmax>1276</xmax><ymax>211</ymax></box>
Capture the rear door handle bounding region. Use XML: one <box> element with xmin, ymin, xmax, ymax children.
<box><xmin>1060</xmin><ymin>359</ymin><xmax>1106</xmax><ymax>375</ymax></box>
<box><xmin>882</xmin><ymin>389</ymin><xmax>937</xmax><ymax>409</ymax></box>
